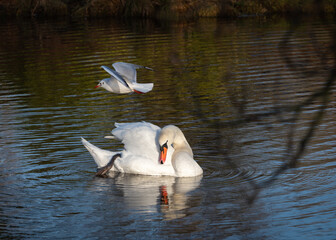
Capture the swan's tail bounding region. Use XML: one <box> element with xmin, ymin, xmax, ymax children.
<box><xmin>132</xmin><ymin>83</ymin><xmax>154</xmax><ymax>94</ymax></box>
<box><xmin>81</xmin><ymin>137</ymin><xmax>116</xmax><ymax>168</ymax></box>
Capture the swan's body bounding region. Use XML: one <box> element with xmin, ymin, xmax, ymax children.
<box><xmin>95</xmin><ymin>62</ymin><xmax>154</xmax><ymax>94</ymax></box>
<box><xmin>81</xmin><ymin>122</ymin><xmax>203</xmax><ymax>177</ymax></box>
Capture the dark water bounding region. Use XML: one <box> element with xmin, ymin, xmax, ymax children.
<box><xmin>0</xmin><ymin>17</ymin><xmax>335</xmax><ymax>239</ymax></box>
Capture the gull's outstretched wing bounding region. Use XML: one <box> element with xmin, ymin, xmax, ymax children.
<box><xmin>112</xmin><ymin>62</ymin><xmax>153</xmax><ymax>83</ymax></box>
<box><xmin>101</xmin><ymin>65</ymin><xmax>130</xmax><ymax>89</ymax></box>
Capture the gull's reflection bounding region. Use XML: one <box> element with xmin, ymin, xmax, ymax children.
<box><xmin>107</xmin><ymin>172</ymin><xmax>202</xmax><ymax>220</ymax></box>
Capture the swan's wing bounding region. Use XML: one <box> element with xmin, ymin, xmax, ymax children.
<box><xmin>101</xmin><ymin>65</ymin><xmax>130</xmax><ymax>89</ymax></box>
<box><xmin>112</xmin><ymin>62</ymin><xmax>153</xmax><ymax>83</ymax></box>
<box><xmin>112</xmin><ymin>122</ymin><xmax>161</xmax><ymax>160</ymax></box>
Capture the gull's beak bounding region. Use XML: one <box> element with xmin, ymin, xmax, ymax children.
<box><xmin>95</xmin><ymin>84</ymin><xmax>100</xmax><ymax>89</ymax></box>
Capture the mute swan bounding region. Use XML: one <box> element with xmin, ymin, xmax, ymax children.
<box><xmin>81</xmin><ymin>122</ymin><xmax>203</xmax><ymax>177</ymax></box>
<box><xmin>95</xmin><ymin>62</ymin><xmax>154</xmax><ymax>94</ymax></box>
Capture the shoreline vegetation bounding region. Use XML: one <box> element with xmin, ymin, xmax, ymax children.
<box><xmin>0</xmin><ymin>0</ymin><xmax>335</xmax><ymax>19</ymax></box>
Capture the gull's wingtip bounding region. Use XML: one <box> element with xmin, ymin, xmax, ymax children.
<box><xmin>145</xmin><ymin>66</ymin><xmax>154</xmax><ymax>71</ymax></box>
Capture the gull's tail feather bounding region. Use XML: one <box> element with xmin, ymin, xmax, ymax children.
<box><xmin>132</xmin><ymin>83</ymin><xmax>154</xmax><ymax>94</ymax></box>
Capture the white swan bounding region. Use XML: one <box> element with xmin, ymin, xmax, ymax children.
<box><xmin>81</xmin><ymin>122</ymin><xmax>203</xmax><ymax>177</ymax></box>
<box><xmin>95</xmin><ymin>62</ymin><xmax>154</xmax><ymax>94</ymax></box>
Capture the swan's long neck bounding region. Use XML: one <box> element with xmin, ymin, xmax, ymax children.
<box><xmin>171</xmin><ymin>132</ymin><xmax>193</xmax><ymax>158</ymax></box>
<box><xmin>159</xmin><ymin>125</ymin><xmax>203</xmax><ymax>177</ymax></box>
<box><xmin>160</xmin><ymin>125</ymin><xmax>193</xmax><ymax>159</ymax></box>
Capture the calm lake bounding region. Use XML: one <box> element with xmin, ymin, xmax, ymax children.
<box><xmin>0</xmin><ymin>16</ymin><xmax>335</xmax><ymax>239</ymax></box>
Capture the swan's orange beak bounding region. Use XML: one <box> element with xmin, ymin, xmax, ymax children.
<box><xmin>159</xmin><ymin>142</ymin><xmax>168</xmax><ymax>164</ymax></box>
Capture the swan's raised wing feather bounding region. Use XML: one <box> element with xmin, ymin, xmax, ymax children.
<box><xmin>112</xmin><ymin>122</ymin><xmax>160</xmax><ymax>160</ymax></box>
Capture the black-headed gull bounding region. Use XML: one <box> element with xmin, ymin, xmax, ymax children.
<box><xmin>81</xmin><ymin>122</ymin><xmax>203</xmax><ymax>177</ymax></box>
<box><xmin>95</xmin><ymin>62</ymin><xmax>154</xmax><ymax>94</ymax></box>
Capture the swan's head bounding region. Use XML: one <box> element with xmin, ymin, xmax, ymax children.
<box><xmin>158</xmin><ymin>125</ymin><xmax>179</xmax><ymax>164</ymax></box>
<box><xmin>95</xmin><ymin>79</ymin><xmax>108</xmax><ymax>89</ymax></box>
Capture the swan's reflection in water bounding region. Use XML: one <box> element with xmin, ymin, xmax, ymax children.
<box><xmin>107</xmin><ymin>172</ymin><xmax>202</xmax><ymax>220</ymax></box>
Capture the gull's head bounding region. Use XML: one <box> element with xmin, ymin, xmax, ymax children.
<box><xmin>95</xmin><ymin>79</ymin><xmax>107</xmax><ymax>89</ymax></box>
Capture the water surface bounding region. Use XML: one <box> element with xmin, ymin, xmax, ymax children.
<box><xmin>0</xmin><ymin>17</ymin><xmax>335</xmax><ymax>239</ymax></box>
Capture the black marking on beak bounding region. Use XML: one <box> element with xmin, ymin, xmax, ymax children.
<box><xmin>160</xmin><ymin>141</ymin><xmax>168</xmax><ymax>152</ymax></box>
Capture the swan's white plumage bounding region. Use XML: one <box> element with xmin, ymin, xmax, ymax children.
<box><xmin>81</xmin><ymin>122</ymin><xmax>203</xmax><ymax>177</ymax></box>
<box><xmin>81</xmin><ymin>137</ymin><xmax>116</xmax><ymax>168</ymax></box>
<box><xmin>112</xmin><ymin>122</ymin><xmax>161</xmax><ymax>159</ymax></box>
